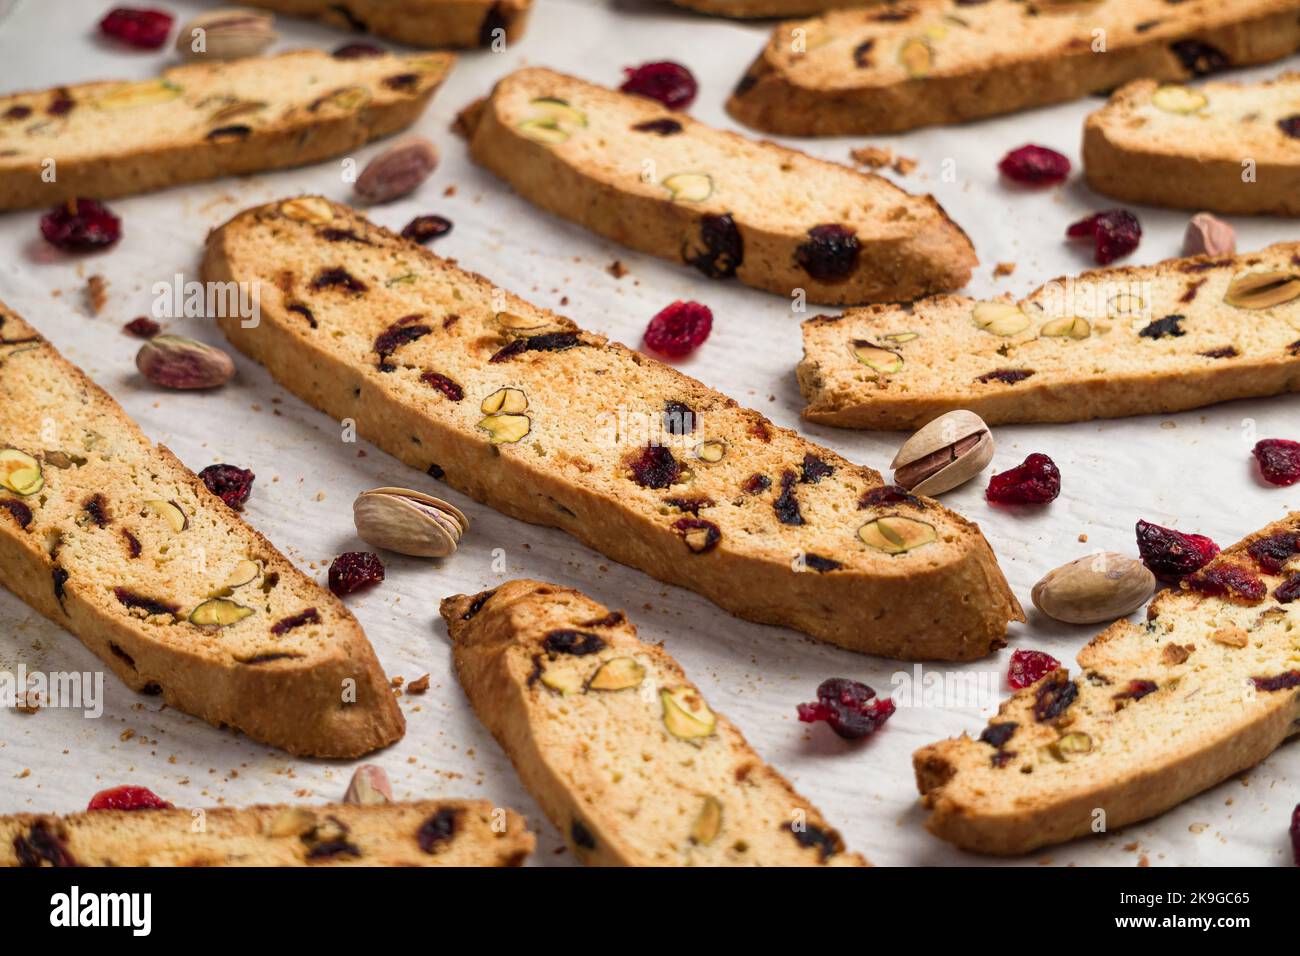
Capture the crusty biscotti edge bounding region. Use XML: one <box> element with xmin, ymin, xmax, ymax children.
<box><xmin>440</xmin><ymin>579</ymin><xmax>868</xmax><ymax>866</ymax></box>
<box><xmin>245</xmin><ymin>0</ymin><xmax>532</xmax><ymax>48</ymax></box>
<box><xmin>669</xmin><ymin>0</ymin><xmax>876</xmax><ymax>18</ymax></box>
<box><xmin>0</xmin><ymin>305</ymin><xmax>404</xmax><ymax>758</ymax></box>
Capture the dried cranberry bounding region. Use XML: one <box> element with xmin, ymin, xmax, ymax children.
<box><xmin>859</xmin><ymin>485</ymin><xmax>924</xmax><ymax>509</ymax></box>
<box><xmin>1170</xmin><ymin>40</ymin><xmax>1228</xmax><ymax>77</ymax></box>
<box><xmin>1113</xmin><ymin>679</ymin><xmax>1158</xmax><ymax>703</ymax></box>
<box><xmin>1185</xmin><ymin>563</ymin><xmax>1267</xmax><ymax>604</ymax></box>
<box><xmin>1253</xmin><ymin>671</ymin><xmax>1300</xmax><ymax>693</ymax></box>
<box><xmin>328</xmin><ymin>551</ymin><xmax>385</xmax><ymax>596</ymax></box>
<box><xmin>489</xmin><ymin>331</ymin><xmax>580</xmax><ymax>362</ymax></box>
<box><xmin>1248</xmin><ymin>533</ymin><xmax>1300</xmax><ymax>574</ymax></box>
<box><xmin>796</xmin><ymin>678</ymin><xmax>895</xmax><ymax>740</ymax></box>
<box><xmin>333</xmin><ymin>42</ymin><xmax>385</xmax><ymax>59</ymax></box>
<box><xmin>417</xmin><ymin>809</ymin><xmax>460</xmax><ymax>853</ymax></box>
<box><xmin>0</xmin><ymin>499</ymin><xmax>33</xmax><ymax>528</ymax></box>
<box><xmin>98</xmin><ymin>7</ymin><xmax>173</xmax><ymax>49</ymax></box>
<box><xmin>683</xmin><ymin>213</ymin><xmax>742</xmax><ymax>279</ymax></box>
<box><xmin>1136</xmin><ymin>520</ymin><xmax>1219</xmax><ymax>582</ymax></box>
<box><xmin>421</xmin><ymin>371</ymin><xmax>463</xmax><ymax>401</ymax></box>
<box><xmin>1253</xmin><ymin>439</ymin><xmax>1300</xmax><ymax>486</ymax></box>
<box><xmin>1291</xmin><ymin>804</ymin><xmax>1300</xmax><ymax>866</ymax></box>
<box><xmin>1007</xmin><ymin>649</ymin><xmax>1060</xmax><ymax>689</ymax></box>
<box><xmin>40</xmin><ymin>198</ymin><xmax>121</xmax><ymax>252</ymax></box>
<box><xmin>374</xmin><ymin>319</ymin><xmax>431</xmax><ymax>369</ymax></box>
<box><xmin>773</xmin><ymin>471</ymin><xmax>804</xmax><ymax>526</ymax></box>
<box><xmin>401</xmin><ymin>214</ymin><xmax>453</xmax><ymax>244</ymax></box>
<box><xmin>986</xmin><ymin>453</ymin><xmax>1060</xmax><ymax>505</ymax></box>
<box><xmin>199</xmin><ymin>464</ymin><xmax>255</xmax><ymax>510</ymax></box>
<box><xmin>795</xmin><ymin>224</ymin><xmax>860</xmax><ymax>282</ymax></box>
<box><xmin>632</xmin><ymin>118</ymin><xmax>682</xmax><ymax>136</ymax></box>
<box><xmin>4</xmin><ymin>105</ymin><xmax>31</xmax><ymax>121</ymax></box>
<box><xmin>804</xmin><ymin>553</ymin><xmax>842</xmax><ymax>572</ymax></box>
<box><xmin>1279</xmin><ymin>116</ymin><xmax>1300</xmax><ymax>139</ymax></box>
<box><xmin>642</xmin><ymin>301</ymin><xmax>712</xmax><ymax>358</ymax></box>
<box><xmin>998</xmin><ymin>145</ymin><xmax>1071</xmax><ymax>185</ymax></box>
<box><xmin>628</xmin><ymin>444</ymin><xmax>681</xmax><ymax>489</ymax></box>
<box><xmin>271</xmin><ymin>608</ymin><xmax>320</xmax><ymax>635</ymax></box>
<box><xmin>543</xmin><ymin>630</ymin><xmax>605</xmax><ymax>655</ymax></box>
<box><xmin>123</xmin><ymin>316</ymin><xmax>160</xmax><ymax>338</ymax></box>
<box><xmin>1277</xmin><ymin>575</ymin><xmax>1300</xmax><ymax>604</ymax></box>
<box><xmin>979</xmin><ymin>722</ymin><xmax>1017</xmax><ymax>748</ymax></box>
<box><xmin>673</xmin><ymin>517</ymin><xmax>721</xmax><ymax>553</ymax></box>
<box><xmin>1139</xmin><ymin>315</ymin><xmax>1186</xmax><ymax>339</ymax></box>
<box><xmin>741</xmin><ymin>473</ymin><xmax>771</xmax><ymax>495</ymax></box>
<box><xmin>1032</xmin><ymin>673</ymin><xmax>1077</xmax><ymax>722</ymax></box>
<box><xmin>799</xmin><ymin>453</ymin><xmax>834</xmax><ymax>484</ymax></box>
<box><xmin>1066</xmin><ymin>209</ymin><xmax>1141</xmax><ymax>265</ymax></box>
<box><xmin>14</xmin><ymin>822</ymin><xmax>76</xmax><ymax>867</ymax></box>
<box><xmin>976</xmin><ymin>368</ymin><xmax>1034</xmax><ymax>385</ymax></box>
<box><xmin>619</xmin><ymin>61</ymin><xmax>698</xmax><ymax>110</ymax></box>
<box><xmin>87</xmin><ymin>785</ymin><xmax>172</xmax><ymax>811</ymax></box>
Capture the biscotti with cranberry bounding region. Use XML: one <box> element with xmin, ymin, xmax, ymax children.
<box><xmin>203</xmin><ymin>197</ymin><xmax>1022</xmax><ymax>661</ymax></box>
<box><xmin>442</xmin><ymin>579</ymin><xmax>867</xmax><ymax>866</ymax></box>
<box><xmin>457</xmin><ymin>67</ymin><xmax>975</xmax><ymax>305</ymax></box>
<box><xmin>1083</xmin><ymin>74</ymin><xmax>1300</xmax><ymax>215</ymax></box>
<box><xmin>670</xmin><ymin>0</ymin><xmax>874</xmax><ymax>17</ymax></box>
<box><xmin>0</xmin><ymin>49</ymin><xmax>452</xmax><ymax>210</ymax></box>
<box><xmin>797</xmin><ymin>243</ymin><xmax>1300</xmax><ymax>430</ymax></box>
<box><xmin>727</xmin><ymin>0</ymin><xmax>1300</xmax><ymax>136</ymax></box>
<box><xmin>915</xmin><ymin>513</ymin><xmax>1300</xmax><ymax>856</ymax></box>
<box><xmin>0</xmin><ymin>302</ymin><xmax>403</xmax><ymax>757</ymax></box>
<box><xmin>1</xmin><ymin>800</ymin><xmax>532</xmax><ymax>866</ymax></box>
<box><xmin>243</xmin><ymin>0</ymin><xmax>532</xmax><ymax>48</ymax></box>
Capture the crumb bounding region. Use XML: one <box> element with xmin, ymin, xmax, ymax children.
<box><xmin>891</xmin><ymin>155</ymin><xmax>917</xmax><ymax>175</ymax></box>
<box><xmin>1188</xmin><ymin>822</ymin><xmax>1208</xmax><ymax>834</ymax></box>
<box><xmin>993</xmin><ymin>262</ymin><xmax>1016</xmax><ymax>278</ymax></box>
<box><xmin>1160</xmin><ymin>420</ymin><xmax>1177</xmax><ymax>430</ymax></box>
<box><xmin>1123</xmin><ymin>841</ymin><xmax>1139</xmax><ymax>852</ymax></box>
<box><xmin>1138</xmin><ymin>855</ymin><xmax>1150</xmax><ymax>867</ymax></box>
<box><xmin>607</xmin><ymin>260</ymin><xmax>628</xmax><ymax>279</ymax></box>
<box><xmin>314</xmin><ymin>491</ymin><xmax>326</xmax><ymax>502</ymax></box>
<box><xmin>357</xmin><ymin>449</ymin><xmax>366</xmax><ymax>457</ymax></box>
<box><xmin>443</xmin><ymin>185</ymin><xmax>457</xmax><ymax>197</ymax></box>
<box><xmin>407</xmin><ymin>673</ymin><xmax>431</xmax><ymax>695</ymax></box>
<box><xmin>390</xmin><ymin>676</ymin><xmax>404</xmax><ymax>688</ymax></box>
<box><xmin>120</xmin><ymin>729</ymin><xmax>135</xmax><ymax>742</ymax></box>
<box><xmin>86</xmin><ymin>274</ymin><xmax>109</xmax><ymax>315</ymax></box>
<box><xmin>849</xmin><ymin>146</ymin><xmax>893</xmax><ymax>169</ymax></box>
<box><xmin>16</xmin><ymin>768</ymin><xmax>30</xmax><ymax>779</ymax></box>
<box><xmin>1078</xmin><ymin>533</ymin><xmax>1088</xmax><ymax>543</ymax></box>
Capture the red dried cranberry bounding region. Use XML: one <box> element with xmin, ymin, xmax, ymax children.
<box><xmin>421</xmin><ymin>371</ymin><xmax>463</xmax><ymax>401</ymax></box>
<box><xmin>1066</xmin><ymin>209</ymin><xmax>1141</xmax><ymax>265</ymax></box>
<box><xmin>1277</xmin><ymin>575</ymin><xmax>1300</xmax><ymax>604</ymax></box>
<box><xmin>1007</xmin><ymin>649</ymin><xmax>1060</xmax><ymax>689</ymax></box>
<box><xmin>1135</xmin><ymin>520</ymin><xmax>1219</xmax><ymax>582</ymax></box>
<box><xmin>40</xmin><ymin>198</ymin><xmax>121</xmax><ymax>252</ymax></box>
<box><xmin>1252</xmin><ymin>671</ymin><xmax>1300</xmax><ymax>692</ymax></box>
<box><xmin>123</xmin><ymin>316</ymin><xmax>160</xmax><ymax>338</ymax></box>
<box><xmin>619</xmin><ymin>61</ymin><xmax>698</xmax><ymax>110</ymax></box>
<box><xmin>796</xmin><ymin>678</ymin><xmax>894</xmax><ymax>740</ymax></box>
<box><xmin>794</xmin><ymin>224</ymin><xmax>860</xmax><ymax>282</ymax></box>
<box><xmin>1248</xmin><ymin>533</ymin><xmax>1300</xmax><ymax>574</ymax></box>
<box><xmin>1032</xmin><ymin>673</ymin><xmax>1077</xmax><ymax>722</ymax></box>
<box><xmin>1170</xmin><ymin>40</ymin><xmax>1228</xmax><ymax>77</ymax></box>
<box><xmin>1253</xmin><ymin>439</ymin><xmax>1300</xmax><ymax>486</ymax></box>
<box><xmin>859</xmin><ymin>485</ymin><xmax>924</xmax><ymax>509</ymax></box>
<box><xmin>642</xmin><ymin>300</ymin><xmax>712</xmax><ymax>358</ymax></box>
<box><xmin>684</xmin><ymin>213</ymin><xmax>743</xmax><ymax>279</ymax></box>
<box><xmin>401</xmin><ymin>214</ymin><xmax>453</xmax><ymax>244</ymax></box>
<box><xmin>1185</xmin><ymin>563</ymin><xmax>1267</xmax><ymax>604</ymax></box>
<box><xmin>986</xmin><ymin>453</ymin><xmax>1060</xmax><ymax>505</ymax></box>
<box><xmin>628</xmin><ymin>444</ymin><xmax>681</xmax><ymax>489</ymax></box>
<box><xmin>328</xmin><ymin>551</ymin><xmax>385</xmax><ymax>596</ymax></box>
<box><xmin>1291</xmin><ymin>804</ymin><xmax>1300</xmax><ymax>866</ymax></box>
<box><xmin>199</xmin><ymin>464</ymin><xmax>255</xmax><ymax>510</ymax></box>
<box><xmin>1113</xmin><ymin>679</ymin><xmax>1158</xmax><ymax>703</ymax></box>
<box><xmin>1279</xmin><ymin>116</ymin><xmax>1300</xmax><ymax>139</ymax></box>
<box><xmin>333</xmin><ymin>42</ymin><xmax>385</xmax><ymax>59</ymax></box>
<box><xmin>998</xmin><ymin>145</ymin><xmax>1071</xmax><ymax>185</ymax></box>
<box><xmin>98</xmin><ymin>7</ymin><xmax>173</xmax><ymax>49</ymax></box>
<box><xmin>87</xmin><ymin>785</ymin><xmax>172</xmax><ymax>811</ymax></box>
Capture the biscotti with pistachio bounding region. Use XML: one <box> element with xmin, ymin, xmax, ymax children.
<box><xmin>915</xmin><ymin>512</ymin><xmax>1300</xmax><ymax>855</ymax></box>
<box><xmin>727</xmin><ymin>0</ymin><xmax>1300</xmax><ymax>135</ymax></box>
<box><xmin>458</xmin><ymin>67</ymin><xmax>975</xmax><ymax>305</ymax></box>
<box><xmin>0</xmin><ymin>302</ymin><xmax>403</xmax><ymax>757</ymax></box>
<box><xmin>243</xmin><ymin>0</ymin><xmax>532</xmax><ymax>48</ymax></box>
<box><xmin>203</xmin><ymin>197</ymin><xmax>1022</xmax><ymax>661</ymax></box>
<box><xmin>1</xmin><ymin>800</ymin><xmax>532</xmax><ymax>867</ymax></box>
<box><xmin>797</xmin><ymin>243</ymin><xmax>1300</xmax><ymax>430</ymax></box>
<box><xmin>442</xmin><ymin>579</ymin><xmax>867</xmax><ymax>866</ymax></box>
<box><xmin>0</xmin><ymin>48</ymin><xmax>452</xmax><ymax>210</ymax></box>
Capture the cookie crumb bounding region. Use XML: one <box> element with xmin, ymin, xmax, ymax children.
<box><xmin>993</xmin><ymin>262</ymin><xmax>1016</xmax><ymax>278</ymax></box>
<box><xmin>86</xmin><ymin>274</ymin><xmax>109</xmax><ymax>315</ymax></box>
<box><xmin>891</xmin><ymin>155</ymin><xmax>917</xmax><ymax>175</ymax></box>
<box><xmin>607</xmin><ymin>260</ymin><xmax>628</xmax><ymax>279</ymax></box>
<box><xmin>407</xmin><ymin>673</ymin><xmax>431</xmax><ymax>695</ymax></box>
<box><xmin>850</xmin><ymin>146</ymin><xmax>893</xmax><ymax>169</ymax></box>
<box><xmin>1077</xmin><ymin>533</ymin><xmax>1088</xmax><ymax>543</ymax></box>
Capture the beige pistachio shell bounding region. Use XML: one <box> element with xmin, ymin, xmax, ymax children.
<box><xmin>1031</xmin><ymin>553</ymin><xmax>1156</xmax><ymax>625</ymax></box>
<box><xmin>890</xmin><ymin>409</ymin><xmax>994</xmax><ymax>496</ymax></box>
<box><xmin>353</xmin><ymin>487</ymin><xmax>469</xmax><ymax>558</ymax></box>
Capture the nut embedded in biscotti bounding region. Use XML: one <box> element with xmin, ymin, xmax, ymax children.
<box><xmin>972</xmin><ymin>302</ymin><xmax>1030</xmax><ymax>337</ymax></box>
<box><xmin>695</xmin><ymin>439</ymin><xmax>726</xmax><ymax>463</ymax></box>
<box><xmin>343</xmin><ymin>764</ymin><xmax>393</xmax><ymax>806</ymax></box>
<box><xmin>1151</xmin><ymin>85</ymin><xmax>1208</xmax><ymax>114</ymax></box>
<box><xmin>1222</xmin><ymin>270</ymin><xmax>1300</xmax><ymax>310</ymax></box>
<box><xmin>354</xmin><ymin>138</ymin><xmax>439</xmax><ymax>204</ymax></box>
<box><xmin>1039</xmin><ymin>316</ymin><xmax>1092</xmax><ymax>340</ymax></box>
<box><xmin>279</xmin><ymin>196</ymin><xmax>335</xmax><ymax>224</ymax></box>
<box><xmin>662</xmin><ymin>172</ymin><xmax>713</xmax><ymax>203</ymax></box>
<box><xmin>660</xmin><ymin>687</ymin><xmax>715</xmax><ymax>739</ymax></box>
<box><xmin>517</xmin><ymin>96</ymin><xmax>587</xmax><ymax>144</ymax></box>
<box><xmin>852</xmin><ymin>341</ymin><xmax>902</xmax><ymax>374</ymax></box>
<box><xmin>0</xmin><ymin>449</ymin><xmax>44</xmax><ymax>495</ymax></box>
<box><xmin>857</xmin><ymin>515</ymin><xmax>937</xmax><ymax>554</ymax></box>
<box><xmin>1031</xmin><ymin>553</ymin><xmax>1156</xmax><ymax>625</ymax></box>
<box><xmin>176</xmin><ymin>8</ymin><xmax>277</xmax><ymax>61</ymax></box>
<box><xmin>890</xmin><ymin>410</ymin><xmax>993</xmax><ymax>496</ymax></box>
<box><xmin>352</xmin><ymin>486</ymin><xmax>468</xmax><ymax>558</ymax></box>
<box><xmin>480</xmin><ymin>387</ymin><xmax>528</xmax><ymax>415</ymax></box>
<box><xmin>690</xmin><ymin>796</ymin><xmax>723</xmax><ymax>846</ymax></box>
<box><xmin>144</xmin><ymin>499</ymin><xmax>187</xmax><ymax>532</ymax></box>
<box><xmin>1183</xmin><ymin>212</ymin><xmax>1235</xmax><ymax>257</ymax></box>
<box><xmin>588</xmin><ymin>656</ymin><xmax>645</xmax><ymax>691</ymax></box>
<box><xmin>477</xmin><ymin>412</ymin><xmax>532</xmax><ymax>444</ymax></box>
<box><xmin>898</xmin><ymin>37</ymin><xmax>932</xmax><ymax>78</ymax></box>
<box><xmin>189</xmin><ymin>597</ymin><xmax>254</xmax><ymax>627</ymax></box>
<box><xmin>1048</xmin><ymin>731</ymin><xmax>1093</xmax><ymax>761</ymax></box>
<box><xmin>136</xmin><ymin>335</ymin><xmax>236</xmax><ymax>390</ymax></box>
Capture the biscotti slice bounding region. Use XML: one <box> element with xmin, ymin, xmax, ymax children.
<box><xmin>2</xmin><ymin>800</ymin><xmax>532</xmax><ymax>866</ymax></box>
<box><xmin>204</xmin><ymin>197</ymin><xmax>1021</xmax><ymax>661</ymax></box>
<box><xmin>915</xmin><ymin>513</ymin><xmax>1300</xmax><ymax>856</ymax></box>
<box><xmin>0</xmin><ymin>49</ymin><xmax>452</xmax><ymax>210</ymax></box>
<box><xmin>442</xmin><ymin>579</ymin><xmax>867</xmax><ymax>866</ymax></box>
<box><xmin>797</xmin><ymin>243</ymin><xmax>1300</xmax><ymax>431</ymax></box>
<box><xmin>670</xmin><ymin>0</ymin><xmax>877</xmax><ymax>17</ymax></box>
<box><xmin>457</xmin><ymin>67</ymin><xmax>975</xmax><ymax>304</ymax></box>
<box><xmin>727</xmin><ymin>0</ymin><xmax>1300</xmax><ymax>136</ymax></box>
<box><xmin>1083</xmin><ymin>74</ymin><xmax>1300</xmax><ymax>215</ymax></box>
<box><xmin>0</xmin><ymin>303</ymin><xmax>402</xmax><ymax>757</ymax></box>
<box><xmin>243</xmin><ymin>0</ymin><xmax>532</xmax><ymax>48</ymax></box>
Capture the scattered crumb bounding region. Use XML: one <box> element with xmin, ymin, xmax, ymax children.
<box><xmin>993</xmin><ymin>262</ymin><xmax>1016</xmax><ymax>278</ymax></box>
<box><xmin>1077</xmin><ymin>533</ymin><xmax>1088</xmax><ymax>543</ymax></box>
<box><xmin>443</xmin><ymin>184</ymin><xmax>457</xmax><ymax>197</ymax></box>
<box><xmin>1138</xmin><ymin>855</ymin><xmax>1150</xmax><ymax>867</ymax></box>
<box><xmin>390</xmin><ymin>676</ymin><xmax>404</xmax><ymax>688</ymax></box>
<box><xmin>314</xmin><ymin>491</ymin><xmax>326</xmax><ymax>502</ymax></box>
<box><xmin>849</xmin><ymin>146</ymin><xmax>893</xmax><ymax>169</ymax></box>
<box><xmin>1123</xmin><ymin>841</ymin><xmax>1140</xmax><ymax>852</ymax></box>
<box><xmin>120</xmin><ymin>729</ymin><xmax>135</xmax><ymax>742</ymax></box>
<box><xmin>1188</xmin><ymin>822</ymin><xmax>1209</xmax><ymax>834</ymax></box>
<box><xmin>16</xmin><ymin>768</ymin><xmax>30</xmax><ymax>779</ymax></box>
<box><xmin>607</xmin><ymin>260</ymin><xmax>628</xmax><ymax>279</ymax></box>
<box><xmin>407</xmin><ymin>674</ymin><xmax>431</xmax><ymax>695</ymax></box>
<box><xmin>86</xmin><ymin>274</ymin><xmax>109</xmax><ymax>315</ymax></box>
<box><xmin>891</xmin><ymin>155</ymin><xmax>917</xmax><ymax>175</ymax></box>
<box><xmin>1160</xmin><ymin>420</ymin><xmax>1177</xmax><ymax>430</ymax></box>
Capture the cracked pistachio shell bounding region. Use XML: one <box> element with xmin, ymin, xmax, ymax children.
<box><xmin>353</xmin><ymin>487</ymin><xmax>468</xmax><ymax>558</ymax></box>
<box><xmin>889</xmin><ymin>410</ymin><xmax>994</xmax><ymax>496</ymax></box>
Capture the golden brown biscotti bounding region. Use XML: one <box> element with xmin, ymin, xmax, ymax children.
<box><xmin>1</xmin><ymin>800</ymin><xmax>532</xmax><ymax>866</ymax></box>
<box><xmin>915</xmin><ymin>513</ymin><xmax>1300</xmax><ymax>856</ymax></box>
<box><xmin>203</xmin><ymin>197</ymin><xmax>1022</xmax><ymax>661</ymax></box>
<box><xmin>0</xmin><ymin>49</ymin><xmax>452</xmax><ymax>210</ymax></box>
<box><xmin>0</xmin><ymin>303</ymin><xmax>403</xmax><ymax>757</ymax></box>
<box><xmin>797</xmin><ymin>244</ymin><xmax>1300</xmax><ymax>431</ymax></box>
<box><xmin>670</xmin><ymin>0</ymin><xmax>877</xmax><ymax>17</ymax></box>
<box><xmin>1083</xmin><ymin>74</ymin><xmax>1300</xmax><ymax>215</ymax></box>
<box><xmin>727</xmin><ymin>0</ymin><xmax>1300</xmax><ymax>136</ymax></box>
<box><xmin>243</xmin><ymin>0</ymin><xmax>532</xmax><ymax>48</ymax></box>
<box><xmin>442</xmin><ymin>579</ymin><xmax>867</xmax><ymax>866</ymax></box>
<box><xmin>458</xmin><ymin>67</ymin><xmax>975</xmax><ymax>305</ymax></box>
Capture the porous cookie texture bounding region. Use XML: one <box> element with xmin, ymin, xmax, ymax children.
<box><xmin>1084</xmin><ymin>74</ymin><xmax>1300</xmax><ymax>215</ymax></box>
<box><xmin>0</xmin><ymin>303</ymin><xmax>403</xmax><ymax>757</ymax></box>
<box><xmin>1</xmin><ymin>801</ymin><xmax>532</xmax><ymax>866</ymax></box>
<box><xmin>727</xmin><ymin>0</ymin><xmax>1300</xmax><ymax>136</ymax></box>
<box><xmin>457</xmin><ymin>67</ymin><xmax>975</xmax><ymax>305</ymax></box>
<box><xmin>797</xmin><ymin>243</ymin><xmax>1300</xmax><ymax>430</ymax></box>
<box><xmin>203</xmin><ymin>197</ymin><xmax>1021</xmax><ymax>661</ymax></box>
<box><xmin>243</xmin><ymin>0</ymin><xmax>532</xmax><ymax>48</ymax></box>
<box><xmin>915</xmin><ymin>512</ymin><xmax>1300</xmax><ymax>856</ymax></box>
<box><xmin>442</xmin><ymin>579</ymin><xmax>867</xmax><ymax>866</ymax></box>
<box><xmin>0</xmin><ymin>49</ymin><xmax>452</xmax><ymax>210</ymax></box>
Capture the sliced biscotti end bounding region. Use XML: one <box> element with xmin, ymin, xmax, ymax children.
<box><xmin>916</xmin><ymin>512</ymin><xmax>1300</xmax><ymax>856</ymax></box>
<box><xmin>1</xmin><ymin>800</ymin><xmax>532</xmax><ymax>867</ymax></box>
<box><xmin>442</xmin><ymin>579</ymin><xmax>867</xmax><ymax>867</ymax></box>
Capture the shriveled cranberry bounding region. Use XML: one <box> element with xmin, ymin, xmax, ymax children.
<box><xmin>1291</xmin><ymin>804</ymin><xmax>1300</xmax><ymax>866</ymax></box>
<box><xmin>1032</xmin><ymin>673</ymin><xmax>1077</xmax><ymax>722</ymax></box>
<box><xmin>123</xmin><ymin>316</ymin><xmax>160</xmax><ymax>338</ymax></box>
<box><xmin>632</xmin><ymin>118</ymin><xmax>682</xmax><ymax>136</ymax></box>
<box><xmin>1136</xmin><ymin>520</ymin><xmax>1219</xmax><ymax>582</ymax></box>
<box><xmin>40</xmin><ymin>198</ymin><xmax>121</xmax><ymax>252</ymax></box>
<box><xmin>99</xmin><ymin>7</ymin><xmax>173</xmax><ymax>49</ymax></box>
<box><xmin>401</xmin><ymin>214</ymin><xmax>453</xmax><ymax>244</ymax></box>
<box><xmin>421</xmin><ymin>371</ymin><xmax>464</xmax><ymax>401</ymax></box>
<box><xmin>799</xmin><ymin>453</ymin><xmax>834</xmax><ymax>484</ymax></box>
<box><xmin>672</xmin><ymin>517</ymin><xmax>721</xmax><ymax>553</ymax></box>
<box><xmin>642</xmin><ymin>300</ymin><xmax>712</xmax><ymax>358</ymax></box>
<box><xmin>1254</xmin><ymin>671</ymin><xmax>1300</xmax><ymax>693</ymax></box>
<box><xmin>796</xmin><ymin>678</ymin><xmax>895</xmax><ymax>740</ymax></box>
<box><xmin>1247</xmin><ymin>533</ymin><xmax>1300</xmax><ymax>574</ymax></box>
<box><xmin>628</xmin><ymin>444</ymin><xmax>681</xmax><ymax>489</ymax></box>
<box><xmin>859</xmin><ymin>485</ymin><xmax>924</xmax><ymax>509</ymax></box>
<box><xmin>417</xmin><ymin>808</ymin><xmax>460</xmax><ymax>853</ymax></box>
<box><xmin>684</xmin><ymin>214</ymin><xmax>743</xmax><ymax>279</ymax></box>
<box><xmin>1066</xmin><ymin>209</ymin><xmax>1141</xmax><ymax>265</ymax></box>
<box><xmin>1185</xmin><ymin>563</ymin><xmax>1267</xmax><ymax>604</ymax></box>
<box><xmin>333</xmin><ymin>42</ymin><xmax>385</xmax><ymax>59</ymax></box>
<box><xmin>1253</xmin><ymin>439</ymin><xmax>1300</xmax><ymax>486</ymax></box>
<box><xmin>979</xmin><ymin>722</ymin><xmax>1017</xmax><ymax>748</ymax></box>
<box><xmin>795</xmin><ymin>224</ymin><xmax>860</xmax><ymax>282</ymax></box>
<box><xmin>1170</xmin><ymin>40</ymin><xmax>1228</xmax><ymax>77</ymax></box>
<box><xmin>1279</xmin><ymin>116</ymin><xmax>1300</xmax><ymax>139</ymax></box>
<box><xmin>1277</xmin><ymin>575</ymin><xmax>1300</xmax><ymax>604</ymax></box>
<box><xmin>986</xmin><ymin>453</ymin><xmax>1060</xmax><ymax>505</ymax></box>
<box><xmin>741</xmin><ymin>473</ymin><xmax>771</xmax><ymax>495</ymax></box>
<box><xmin>1007</xmin><ymin>649</ymin><xmax>1060</xmax><ymax>689</ymax></box>
<box><xmin>619</xmin><ymin>61</ymin><xmax>698</xmax><ymax>110</ymax></box>
<box><xmin>976</xmin><ymin>368</ymin><xmax>1034</xmax><ymax>385</ymax></box>
<box><xmin>328</xmin><ymin>551</ymin><xmax>385</xmax><ymax>596</ymax></box>
<box><xmin>773</xmin><ymin>471</ymin><xmax>804</xmax><ymax>525</ymax></box>
<box><xmin>199</xmin><ymin>464</ymin><xmax>254</xmax><ymax>510</ymax></box>
<box><xmin>543</xmin><ymin>630</ymin><xmax>605</xmax><ymax>655</ymax></box>
<box><xmin>1113</xmin><ymin>679</ymin><xmax>1158</xmax><ymax>703</ymax></box>
<box><xmin>87</xmin><ymin>785</ymin><xmax>172</xmax><ymax>811</ymax></box>
<box><xmin>998</xmin><ymin>145</ymin><xmax>1071</xmax><ymax>185</ymax></box>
